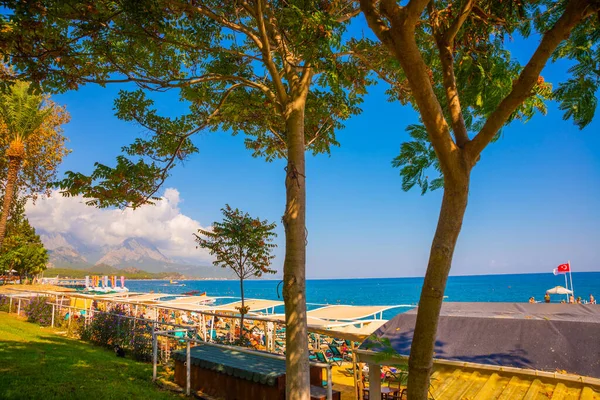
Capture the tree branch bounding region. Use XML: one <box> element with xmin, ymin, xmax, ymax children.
<box><xmin>256</xmin><ymin>0</ymin><xmax>289</xmax><ymax>105</ymax></box>
<box><xmin>466</xmin><ymin>0</ymin><xmax>599</xmax><ymax>160</ymax></box>
<box><xmin>403</xmin><ymin>0</ymin><xmax>431</xmax><ymax>24</ymax></box>
<box><xmin>444</xmin><ymin>0</ymin><xmax>475</xmax><ymax>43</ymax></box>
<box><xmin>360</xmin><ymin>0</ymin><xmax>392</xmax><ymax>43</ymax></box>
<box><xmin>363</xmin><ymin>0</ymin><xmax>458</xmax><ymax>174</ymax></box>
<box><xmin>432</xmin><ymin>0</ymin><xmax>475</xmax><ymax>147</ymax></box>
<box><xmin>129</xmin><ymin>84</ymin><xmax>242</xmax><ymax>207</ymax></box>
<box><xmin>335</xmin><ymin>50</ymin><xmax>399</xmax><ymax>88</ymax></box>
<box><xmin>193</xmin><ymin>5</ymin><xmax>263</xmax><ymax>50</ymax></box>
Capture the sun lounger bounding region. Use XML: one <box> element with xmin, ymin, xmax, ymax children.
<box><xmin>328</xmin><ymin>344</ymin><xmax>343</xmax><ymax>359</ymax></box>
<box><xmin>315</xmin><ymin>350</ymin><xmax>343</xmax><ymax>366</ymax></box>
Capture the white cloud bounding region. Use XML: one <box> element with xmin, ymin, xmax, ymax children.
<box><xmin>25</xmin><ymin>188</ymin><xmax>211</xmax><ymax>262</ymax></box>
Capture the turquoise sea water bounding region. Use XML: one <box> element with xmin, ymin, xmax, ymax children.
<box><xmin>126</xmin><ymin>272</ymin><xmax>600</xmax><ymax>319</ymax></box>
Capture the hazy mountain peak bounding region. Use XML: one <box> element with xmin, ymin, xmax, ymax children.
<box><xmin>95</xmin><ymin>237</ymin><xmax>171</xmax><ymax>267</ymax></box>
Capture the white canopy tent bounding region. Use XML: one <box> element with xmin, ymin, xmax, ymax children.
<box><xmin>214</xmin><ymin>299</ymin><xmax>284</xmax><ymax>314</ymax></box>
<box><xmin>267</xmin><ymin>314</ymin><xmax>387</xmax><ymax>342</ymax></box>
<box><xmin>158</xmin><ymin>294</ymin><xmax>216</xmax><ymax>306</ymax></box>
<box><xmin>307</xmin><ymin>304</ymin><xmax>402</xmax><ymax>321</ymax></box>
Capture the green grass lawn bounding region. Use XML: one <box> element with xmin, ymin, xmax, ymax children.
<box><xmin>0</xmin><ymin>312</ymin><xmax>181</xmax><ymax>399</ymax></box>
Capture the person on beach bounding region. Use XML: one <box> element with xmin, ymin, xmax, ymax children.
<box><xmin>544</xmin><ymin>293</ymin><xmax>550</xmax><ymax>303</ymax></box>
<box><xmin>529</xmin><ymin>297</ymin><xmax>535</xmax><ymax>303</ymax></box>
<box><xmin>590</xmin><ymin>294</ymin><xmax>596</xmax><ymax>304</ymax></box>
<box><xmin>576</xmin><ymin>297</ymin><xmax>582</xmax><ymax>304</ymax></box>
<box><xmin>340</xmin><ymin>341</ymin><xmax>349</xmax><ymax>356</ymax></box>
<box><xmin>569</xmin><ymin>295</ymin><xmax>575</xmax><ymax>304</ymax></box>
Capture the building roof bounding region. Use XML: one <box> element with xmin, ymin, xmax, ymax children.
<box><xmin>426</xmin><ymin>364</ymin><xmax>600</xmax><ymax>400</ymax></box>
<box><xmin>307</xmin><ymin>305</ymin><xmax>398</xmax><ymax>321</ymax></box>
<box><xmin>361</xmin><ymin>302</ymin><xmax>600</xmax><ymax>378</ymax></box>
<box><xmin>172</xmin><ymin>345</ymin><xmax>285</xmax><ymax>386</ymax></box>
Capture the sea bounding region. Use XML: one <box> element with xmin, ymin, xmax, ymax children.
<box><xmin>126</xmin><ymin>272</ymin><xmax>600</xmax><ymax>319</ymax></box>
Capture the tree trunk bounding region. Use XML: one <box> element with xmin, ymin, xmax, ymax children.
<box><xmin>0</xmin><ymin>156</ymin><xmax>22</xmax><ymax>249</ymax></box>
<box><xmin>282</xmin><ymin>104</ymin><xmax>310</xmax><ymax>400</ymax></box>
<box><xmin>239</xmin><ymin>277</ymin><xmax>245</xmax><ymax>340</ymax></box>
<box><xmin>407</xmin><ymin>173</ymin><xmax>470</xmax><ymax>400</ymax></box>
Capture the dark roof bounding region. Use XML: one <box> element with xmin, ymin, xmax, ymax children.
<box><xmin>172</xmin><ymin>345</ymin><xmax>285</xmax><ymax>386</ymax></box>
<box><xmin>360</xmin><ymin>302</ymin><xmax>600</xmax><ymax>378</ymax></box>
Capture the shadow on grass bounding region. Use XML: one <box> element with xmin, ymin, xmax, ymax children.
<box><xmin>0</xmin><ymin>331</ymin><xmax>180</xmax><ymax>399</ymax></box>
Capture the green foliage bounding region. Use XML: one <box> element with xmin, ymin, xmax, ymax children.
<box><xmin>379</xmin><ymin>0</ymin><xmax>596</xmax><ymax>194</ymax></box>
<box><xmin>79</xmin><ymin>305</ymin><xmax>155</xmax><ymax>362</ymax></box>
<box><xmin>0</xmin><ymin>196</ymin><xmax>47</xmax><ymax>277</ymax></box>
<box><xmin>392</xmin><ymin>124</ymin><xmax>444</xmax><ymax>195</ymax></box>
<box><xmin>46</xmin><ymin>266</ymin><xmax>186</xmax><ymax>280</ymax></box>
<box><xmin>25</xmin><ymin>295</ymin><xmax>53</xmax><ymax>326</ymax></box>
<box><xmin>362</xmin><ymin>335</ymin><xmax>409</xmax><ymax>385</ymax></box>
<box><xmin>0</xmin><ymin>1</ymin><xmax>377</xmax><ymax>208</ymax></box>
<box><xmin>0</xmin><ymin>81</ymin><xmax>50</xmax><ymax>144</ymax></box>
<box><xmin>543</xmin><ymin>2</ymin><xmax>600</xmax><ymax>128</ymax></box>
<box><xmin>0</xmin><ymin>241</ymin><xmax>48</xmax><ymax>278</ymax></box>
<box><xmin>195</xmin><ymin>205</ymin><xmax>277</xmax><ymax>280</ymax></box>
<box><xmin>0</xmin><ymin>81</ymin><xmax>70</xmax><ymax>202</ymax></box>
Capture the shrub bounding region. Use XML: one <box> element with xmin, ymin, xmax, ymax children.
<box><xmin>0</xmin><ymin>295</ymin><xmax>10</xmax><ymax>312</ymax></box>
<box><xmin>25</xmin><ymin>296</ymin><xmax>53</xmax><ymax>326</ymax></box>
<box><xmin>79</xmin><ymin>305</ymin><xmax>155</xmax><ymax>362</ymax></box>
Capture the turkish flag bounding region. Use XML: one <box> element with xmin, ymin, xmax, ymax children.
<box><xmin>553</xmin><ymin>263</ymin><xmax>570</xmax><ymax>275</ymax></box>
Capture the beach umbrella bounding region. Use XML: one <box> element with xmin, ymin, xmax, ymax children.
<box><xmin>546</xmin><ymin>286</ymin><xmax>572</xmax><ymax>295</ymax></box>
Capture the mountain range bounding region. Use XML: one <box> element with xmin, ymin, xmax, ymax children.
<box><xmin>38</xmin><ymin>231</ymin><xmax>233</xmax><ymax>278</ymax></box>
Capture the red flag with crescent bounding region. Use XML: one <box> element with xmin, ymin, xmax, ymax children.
<box><xmin>553</xmin><ymin>263</ymin><xmax>570</xmax><ymax>275</ymax></box>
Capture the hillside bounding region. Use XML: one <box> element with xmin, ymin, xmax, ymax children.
<box><xmin>39</xmin><ymin>231</ymin><xmax>234</xmax><ymax>278</ymax></box>
<box><xmin>44</xmin><ymin>266</ymin><xmax>188</xmax><ymax>280</ymax></box>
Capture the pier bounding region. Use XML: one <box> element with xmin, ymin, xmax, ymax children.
<box><xmin>40</xmin><ymin>277</ymin><xmax>86</xmax><ymax>288</ymax></box>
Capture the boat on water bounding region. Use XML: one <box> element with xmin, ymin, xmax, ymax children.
<box><xmin>182</xmin><ymin>290</ymin><xmax>206</xmax><ymax>296</ymax></box>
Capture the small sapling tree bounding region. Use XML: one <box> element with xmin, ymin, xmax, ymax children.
<box><xmin>195</xmin><ymin>205</ymin><xmax>277</xmax><ymax>336</ymax></box>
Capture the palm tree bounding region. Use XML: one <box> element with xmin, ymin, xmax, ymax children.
<box><xmin>0</xmin><ymin>81</ymin><xmax>50</xmax><ymax>248</ymax></box>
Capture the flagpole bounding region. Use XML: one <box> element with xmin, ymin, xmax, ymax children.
<box><xmin>564</xmin><ymin>273</ymin><xmax>569</xmax><ymax>302</ymax></box>
<box><xmin>568</xmin><ymin>260</ymin><xmax>574</xmax><ymax>300</ymax></box>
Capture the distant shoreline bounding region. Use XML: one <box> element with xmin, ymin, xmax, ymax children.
<box><xmin>132</xmin><ymin>271</ymin><xmax>600</xmax><ymax>281</ymax></box>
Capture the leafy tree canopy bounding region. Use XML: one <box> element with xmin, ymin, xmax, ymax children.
<box><xmin>0</xmin><ymin>195</ymin><xmax>48</xmax><ymax>277</ymax></box>
<box><xmin>0</xmin><ymin>80</ymin><xmax>70</xmax><ymax>201</ymax></box>
<box><xmin>0</xmin><ymin>0</ymin><xmax>385</xmax><ymax>208</ymax></box>
<box><xmin>358</xmin><ymin>0</ymin><xmax>599</xmax><ymax>194</ymax></box>
<box><xmin>195</xmin><ymin>204</ymin><xmax>277</xmax><ymax>280</ymax></box>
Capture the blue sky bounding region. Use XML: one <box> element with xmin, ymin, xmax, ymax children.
<box><xmin>28</xmin><ymin>20</ymin><xmax>600</xmax><ymax>279</ymax></box>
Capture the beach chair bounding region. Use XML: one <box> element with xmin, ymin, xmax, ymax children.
<box><xmin>328</xmin><ymin>344</ymin><xmax>344</xmax><ymax>359</ymax></box>
<box><xmin>315</xmin><ymin>351</ymin><xmax>328</xmax><ymax>364</ymax></box>
<box><xmin>316</xmin><ymin>350</ymin><xmax>343</xmax><ymax>366</ymax></box>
